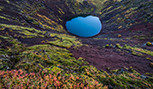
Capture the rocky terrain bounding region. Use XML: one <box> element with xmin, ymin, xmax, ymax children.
<box><xmin>0</xmin><ymin>0</ymin><xmax>153</xmax><ymax>88</ymax></box>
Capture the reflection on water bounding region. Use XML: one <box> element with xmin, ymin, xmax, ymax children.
<box><xmin>66</xmin><ymin>16</ymin><xmax>102</xmax><ymax>37</ymax></box>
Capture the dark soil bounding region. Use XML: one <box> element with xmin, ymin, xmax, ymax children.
<box><xmin>69</xmin><ymin>23</ymin><xmax>153</xmax><ymax>74</ymax></box>
<box><xmin>69</xmin><ymin>45</ymin><xmax>153</xmax><ymax>74</ymax></box>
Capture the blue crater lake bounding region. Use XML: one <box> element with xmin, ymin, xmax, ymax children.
<box><xmin>66</xmin><ymin>16</ymin><xmax>102</xmax><ymax>37</ymax></box>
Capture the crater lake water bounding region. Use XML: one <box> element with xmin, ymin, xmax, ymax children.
<box><xmin>66</xmin><ymin>16</ymin><xmax>102</xmax><ymax>37</ymax></box>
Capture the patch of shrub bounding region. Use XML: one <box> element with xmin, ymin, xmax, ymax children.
<box><xmin>146</xmin><ymin>42</ymin><xmax>152</xmax><ymax>46</ymax></box>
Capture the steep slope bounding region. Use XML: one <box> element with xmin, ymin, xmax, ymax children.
<box><xmin>0</xmin><ymin>0</ymin><xmax>153</xmax><ymax>88</ymax></box>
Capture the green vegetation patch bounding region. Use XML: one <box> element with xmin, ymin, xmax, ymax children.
<box><xmin>15</xmin><ymin>44</ymin><xmax>86</xmax><ymax>72</ymax></box>
<box><xmin>48</xmin><ymin>33</ymin><xmax>83</xmax><ymax>48</ymax></box>
<box><xmin>36</xmin><ymin>14</ymin><xmax>65</xmax><ymax>32</ymax></box>
<box><xmin>124</xmin><ymin>45</ymin><xmax>153</xmax><ymax>56</ymax></box>
<box><xmin>0</xmin><ymin>6</ymin><xmax>4</xmax><ymax>11</ymax></box>
<box><xmin>0</xmin><ymin>16</ymin><xmax>10</xmax><ymax>21</ymax></box>
<box><xmin>0</xmin><ymin>35</ymin><xmax>25</xmax><ymax>69</ymax></box>
<box><xmin>116</xmin><ymin>44</ymin><xmax>153</xmax><ymax>56</ymax></box>
<box><xmin>0</xmin><ymin>24</ymin><xmax>46</xmax><ymax>38</ymax></box>
<box><xmin>89</xmin><ymin>0</ymin><xmax>108</xmax><ymax>13</ymax></box>
<box><xmin>0</xmin><ymin>0</ymin><xmax>153</xmax><ymax>88</ymax></box>
<box><xmin>146</xmin><ymin>42</ymin><xmax>152</xmax><ymax>46</ymax></box>
<box><xmin>0</xmin><ymin>36</ymin><xmax>153</xmax><ymax>88</ymax></box>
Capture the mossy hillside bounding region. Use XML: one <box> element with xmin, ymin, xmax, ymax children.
<box><xmin>0</xmin><ymin>0</ymin><xmax>45</xmax><ymax>26</ymax></box>
<box><xmin>15</xmin><ymin>44</ymin><xmax>87</xmax><ymax>72</ymax></box>
<box><xmin>69</xmin><ymin>1</ymin><xmax>94</xmax><ymax>14</ymax></box>
<box><xmin>1</xmin><ymin>0</ymin><xmax>152</xmax><ymax>35</ymax></box>
<box><xmin>0</xmin><ymin>36</ymin><xmax>153</xmax><ymax>88</ymax></box>
<box><xmin>76</xmin><ymin>0</ymin><xmax>112</xmax><ymax>14</ymax></box>
<box><xmin>0</xmin><ymin>35</ymin><xmax>84</xmax><ymax>73</ymax></box>
<box><xmin>114</xmin><ymin>43</ymin><xmax>153</xmax><ymax>70</ymax></box>
<box><xmin>0</xmin><ymin>15</ymin><xmax>10</xmax><ymax>21</ymax></box>
<box><xmin>48</xmin><ymin>33</ymin><xmax>83</xmax><ymax>48</ymax></box>
<box><xmin>1</xmin><ymin>36</ymin><xmax>152</xmax><ymax>88</ymax></box>
<box><xmin>0</xmin><ymin>0</ymin><xmax>153</xmax><ymax>88</ymax></box>
<box><xmin>98</xmin><ymin>0</ymin><xmax>153</xmax><ymax>30</ymax></box>
<box><xmin>0</xmin><ymin>35</ymin><xmax>25</xmax><ymax>54</ymax></box>
<box><xmin>0</xmin><ymin>6</ymin><xmax>4</xmax><ymax>11</ymax></box>
<box><xmin>0</xmin><ymin>36</ymin><xmax>25</xmax><ymax>69</ymax></box>
<box><xmin>36</xmin><ymin>14</ymin><xmax>65</xmax><ymax>32</ymax></box>
<box><xmin>15</xmin><ymin>0</ymin><xmax>44</xmax><ymax>15</ymax></box>
<box><xmin>115</xmin><ymin>43</ymin><xmax>153</xmax><ymax>57</ymax></box>
<box><xmin>0</xmin><ymin>24</ymin><xmax>47</xmax><ymax>38</ymax></box>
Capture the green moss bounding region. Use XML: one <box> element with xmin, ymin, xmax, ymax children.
<box><xmin>0</xmin><ymin>24</ymin><xmax>46</xmax><ymax>38</ymax></box>
<box><xmin>0</xmin><ymin>0</ymin><xmax>153</xmax><ymax>88</ymax></box>
<box><xmin>0</xmin><ymin>16</ymin><xmax>10</xmax><ymax>21</ymax></box>
<box><xmin>0</xmin><ymin>41</ymin><xmax>153</xmax><ymax>88</ymax></box>
<box><xmin>32</xmin><ymin>21</ymin><xmax>39</xmax><ymax>25</ymax></box>
<box><xmin>36</xmin><ymin>14</ymin><xmax>65</xmax><ymax>32</ymax></box>
<box><xmin>116</xmin><ymin>43</ymin><xmax>122</xmax><ymax>49</ymax></box>
<box><xmin>26</xmin><ymin>16</ymin><xmax>39</xmax><ymax>25</ymax></box>
<box><xmin>89</xmin><ymin>0</ymin><xmax>108</xmax><ymax>13</ymax></box>
<box><xmin>50</xmin><ymin>66</ymin><xmax>62</xmax><ymax>74</ymax></box>
<box><xmin>124</xmin><ymin>46</ymin><xmax>153</xmax><ymax>56</ymax></box>
<box><xmin>26</xmin><ymin>16</ymin><xmax>34</xmax><ymax>21</ymax></box>
<box><xmin>146</xmin><ymin>57</ymin><xmax>152</xmax><ymax>60</ymax></box>
<box><xmin>0</xmin><ymin>36</ymin><xmax>25</xmax><ymax>70</ymax></box>
<box><xmin>146</xmin><ymin>42</ymin><xmax>152</xmax><ymax>46</ymax></box>
<box><xmin>105</xmin><ymin>44</ymin><xmax>110</xmax><ymax>48</ymax></box>
<box><xmin>0</xmin><ymin>27</ymin><xmax>5</xmax><ymax>31</ymax></box>
<box><xmin>117</xmin><ymin>44</ymin><xmax>153</xmax><ymax>57</ymax></box>
<box><xmin>16</xmin><ymin>44</ymin><xmax>83</xmax><ymax>72</ymax></box>
<box><xmin>0</xmin><ymin>6</ymin><xmax>4</xmax><ymax>11</ymax></box>
<box><xmin>131</xmin><ymin>50</ymin><xmax>144</xmax><ymax>56</ymax></box>
<box><xmin>48</xmin><ymin>33</ymin><xmax>82</xmax><ymax>48</ymax></box>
